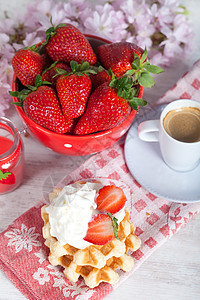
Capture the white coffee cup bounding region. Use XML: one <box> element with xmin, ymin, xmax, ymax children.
<box><xmin>138</xmin><ymin>99</ymin><xmax>200</xmax><ymax>172</ymax></box>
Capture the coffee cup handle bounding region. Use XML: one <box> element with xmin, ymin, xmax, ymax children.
<box><xmin>138</xmin><ymin>120</ymin><xmax>160</xmax><ymax>142</ymax></box>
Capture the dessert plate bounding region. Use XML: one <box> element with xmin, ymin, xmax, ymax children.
<box><xmin>124</xmin><ymin>104</ymin><xmax>200</xmax><ymax>203</ymax></box>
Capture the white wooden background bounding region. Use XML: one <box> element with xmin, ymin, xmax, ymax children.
<box><xmin>0</xmin><ymin>0</ymin><xmax>200</xmax><ymax>299</ymax></box>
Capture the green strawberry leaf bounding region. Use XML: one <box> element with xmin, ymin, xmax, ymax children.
<box><xmin>80</xmin><ymin>61</ymin><xmax>90</xmax><ymax>72</ymax></box>
<box><xmin>55</xmin><ymin>68</ymin><xmax>69</xmax><ymax>75</ymax></box>
<box><xmin>129</xmin><ymin>97</ymin><xmax>147</xmax><ymax>106</ymax></box>
<box><xmin>9</xmin><ymin>91</ymin><xmax>19</xmax><ymax>97</ymax></box>
<box><xmin>129</xmin><ymin>101</ymin><xmax>138</xmax><ymax>111</ymax></box>
<box><xmin>125</xmin><ymin>69</ymin><xmax>135</xmax><ymax>75</ymax></box>
<box><xmin>138</xmin><ymin>72</ymin><xmax>155</xmax><ymax>88</ymax></box>
<box><xmin>42</xmin><ymin>60</ymin><xmax>59</xmax><ymax>75</ymax></box>
<box><xmin>25</xmin><ymin>85</ymin><xmax>37</xmax><ymax>91</ymax></box>
<box><xmin>141</xmin><ymin>47</ymin><xmax>147</xmax><ymax>63</ymax></box>
<box><xmin>131</xmin><ymin>58</ymin><xmax>140</xmax><ymax>70</ymax></box>
<box><xmin>35</xmin><ymin>74</ymin><xmax>43</xmax><ymax>87</ymax></box>
<box><xmin>11</xmin><ymin>101</ymin><xmax>23</xmax><ymax>107</ymax></box>
<box><xmin>144</xmin><ymin>64</ymin><xmax>164</xmax><ymax>74</ymax></box>
<box><xmin>45</xmin><ymin>26</ymin><xmax>55</xmax><ymax>35</ymax></box>
<box><xmin>56</xmin><ymin>23</ymin><xmax>67</xmax><ymax>29</ymax></box>
<box><xmin>70</xmin><ymin>60</ymin><xmax>78</xmax><ymax>72</ymax></box>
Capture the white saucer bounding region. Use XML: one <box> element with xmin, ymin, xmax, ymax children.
<box><xmin>124</xmin><ymin>104</ymin><xmax>200</xmax><ymax>203</ymax></box>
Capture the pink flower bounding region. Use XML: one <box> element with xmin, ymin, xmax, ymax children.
<box><xmin>63</xmin><ymin>0</ymin><xmax>93</xmax><ymax>30</ymax></box>
<box><xmin>160</xmin><ymin>14</ymin><xmax>193</xmax><ymax>58</ymax></box>
<box><xmin>83</xmin><ymin>3</ymin><xmax>127</xmax><ymax>42</ymax></box>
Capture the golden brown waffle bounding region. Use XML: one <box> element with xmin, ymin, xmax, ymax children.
<box><xmin>41</xmin><ymin>186</ymin><xmax>141</xmax><ymax>288</ymax></box>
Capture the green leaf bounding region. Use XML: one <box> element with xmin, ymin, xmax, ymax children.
<box><xmin>131</xmin><ymin>58</ymin><xmax>140</xmax><ymax>70</ymax></box>
<box><xmin>42</xmin><ymin>60</ymin><xmax>59</xmax><ymax>75</ymax></box>
<box><xmin>125</xmin><ymin>69</ymin><xmax>135</xmax><ymax>75</ymax></box>
<box><xmin>20</xmin><ymin>89</ymin><xmax>30</xmax><ymax>94</ymax></box>
<box><xmin>70</xmin><ymin>60</ymin><xmax>78</xmax><ymax>72</ymax></box>
<box><xmin>55</xmin><ymin>68</ymin><xmax>69</xmax><ymax>75</ymax></box>
<box><xmin>42</xmin><ymin>81</ymin><xmax>52</xmax><ymax>85</ymax></box>
<box><xmin>138</xmin><ymin>72</ymin><xmax>155</xmax><ymax>88</ymax></box>
<box><xmin>80</xmin><ymin>61</ymin><xmax>90</xmax><ymax>71</ymax></box>
<box><xmin>11</xmin><ymin>101</ymin><xmax>23</xmax><ymax>107</ymax></box>
<box><xmin>97</xmin><ymin>65</ymin><xmax>105</xmax><ymax>72</ymax></box>
<box><xmin>9</xmin><ymin>91</ymin><xmax>19</xmax><ymax>97</ymax></box>
<box><xmin>107</xmin><ymin>213</ymin><xmax>119</xmax><ymax>239</ymax></box>
<box><xmin>56</xmin><ymin>23</ymin><xmax>67</xmax><ymax>29</ymax></box>
<box><xmin>45</xmin><ymin>26</ymin><xmax>55</xmax><ymax>35</ymax></box>
<box><xmin>141</xmin><ymin>47</ymin><xmax>147</xmax><ymax>63</ymax></box>
<box><xmin>144</xmin><ymin>64</ymin><xmax>164</xmax><ymax>74</ymax></box>
<box><xmin>26</xmin><ymin>85</ymin><xmax>37</xmax><ymax>91</ymax></box>
<box><xmin>130</xmin><ymin>97</ymin><xmax>147</xmax><ymax>106</ymax></box>
<box><xmin>130</xmin><ymin>101</ymin><xmax>138</xmax><ymax>111</ymax></box>
<box><xmin>35</xmin><ymin>74</ymin><xmax>43</xmax><ymax>87</ymax></box>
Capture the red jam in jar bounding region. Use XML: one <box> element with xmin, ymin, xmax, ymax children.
<box><xmin>0</xmin><ymin>117</ymin><xmax>24</xmax><ymax>194</ymax></box>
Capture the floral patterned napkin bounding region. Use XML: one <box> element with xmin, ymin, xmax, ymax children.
<box><xmin>0</xmin><ymin>59</ymin><xmax>200</xmax><ymax>300</ymax></box>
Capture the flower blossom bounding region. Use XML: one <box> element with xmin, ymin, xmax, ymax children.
<box><xmin>83</xmin><ymin>3</ymin><xmax>127</xmax><ymax>42</ymax></box>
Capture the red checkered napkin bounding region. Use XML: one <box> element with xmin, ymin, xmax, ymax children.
<box><xmin>0</xmin><ymin>59</ymin><xmax>200</xmax><ymax>300</ymax></box>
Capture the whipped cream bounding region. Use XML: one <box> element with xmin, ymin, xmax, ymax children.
<box><xmin>45</xmin><ymin>181</ymin><xmax>126</xmax><ymax>249</ymax></box>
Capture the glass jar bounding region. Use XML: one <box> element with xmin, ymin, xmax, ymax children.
<box><xmin>0</xmin><ymin>117</ymin><xmax>24</xmax><ymax>194</ymax></box>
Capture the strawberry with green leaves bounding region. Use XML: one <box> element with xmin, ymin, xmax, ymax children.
<box><xmin>0</xmin><ymin>170</ymin><xmax>15</xmax><ymax>185</ymax></box>
<box><xmin>56</xmin><ymin>61</ymin><xmax>96</xmax><ymax>119</ymax></box>
<box><xmin>84</xmin><ymin>213</ymin><xmax>119</xmax><ymax>245</ymax></box>
<box><xmin>74</xmin><ymin>74</ymin><xmax>146</xmax><ymax>135</ymax></box>
<box><xmin>97</xmin><ymin>42</ymin><xmax>163</xmax><ymax>83</ymax></box>
<box><xmin>74</xmin><ymin>50</ymin><xmax>163</xmax><ymax>135</ymax></box>
<box><xmin>10</xmin><ymin>75</ymin><xmax>73</xmax><ymax>134</ymax></box>
<box><xmin>45</xmin><ymin>22</ymin><xmax>97</xmax><ymax>65</ymax></box>
<box><xmin>12</xmin><ymin>46</ymin><xmax>44</xmax><ymax>86</ymax></box>
<box><xmin>97</xmin><ymin>42</ymin><xmax>144</xmax><ymax>78</ymax></box>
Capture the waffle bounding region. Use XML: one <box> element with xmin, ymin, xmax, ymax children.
<box><xmin>41</xmin><ymin>186</ymin><xmax>141</xmax><ymax>288</ymax></box>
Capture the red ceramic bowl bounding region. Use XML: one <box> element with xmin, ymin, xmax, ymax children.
<box><xmin>11</xmin><ymin>35</ymin><xmax>143</xmax><ymax>156</ymax></box>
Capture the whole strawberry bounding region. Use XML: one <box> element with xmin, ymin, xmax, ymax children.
<box><xmin>12</xmin><ymin>48</ymin><xmax>44</xmax><ymax>86</ymax></box>
<box><xmin>10</xmin><ymin>75</ymin><xmax>73</xmax><ymax>134</ymax></box>
<box><xmin>45</xmin><ymin>23</ymin><xmax>97</xmax><ymax>65</ymax></box>
<box><xmin>42</xmin><ymin>61</ymin><xmax>71</xmax><ymax>88</ymax></box>
<box><xmin>56</xmin><ymin>61</ymin><xmax>95</xmax><ymax>119</ymax></box>
<box><xmin>97</xmin><ymin>42</ymin><xmax>144</xmax><ymax>78</ymax></box>
<box><xmin>74</xmin><ymin>75</ymin><xmax>147</xmax><ymax>135</ymax></box>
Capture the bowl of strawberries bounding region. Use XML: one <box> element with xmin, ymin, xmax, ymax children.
<box><xmin>10</xmin><ymin>22</ymin><xmax>162</xmax><ymax>156</ymax></box>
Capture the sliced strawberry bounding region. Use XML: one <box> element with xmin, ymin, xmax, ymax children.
<box><xmin>96</xmin><ymin>185</ymin><xmax>127</xmax><ymax>214</ymax></box>
<box><xmin>0</xmin><ymin>170</ymin><xmax>15</xmax><ymax>184</ymax></box>
<box><xmin>84</xmin><ymin>214</ymin><xmax>116</xmax><ymax>245</ymax></box>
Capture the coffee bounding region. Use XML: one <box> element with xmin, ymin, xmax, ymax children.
<box><xmin>163</xmin><ymin>106</ymin><xmax>200</xmax><ymax>143</ymax></box>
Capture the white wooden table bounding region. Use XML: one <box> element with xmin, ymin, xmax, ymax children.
<box><xmin>0</xmin><ymin>1</ymin><xmax>200</xmax><ymax>299</ymax></box>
